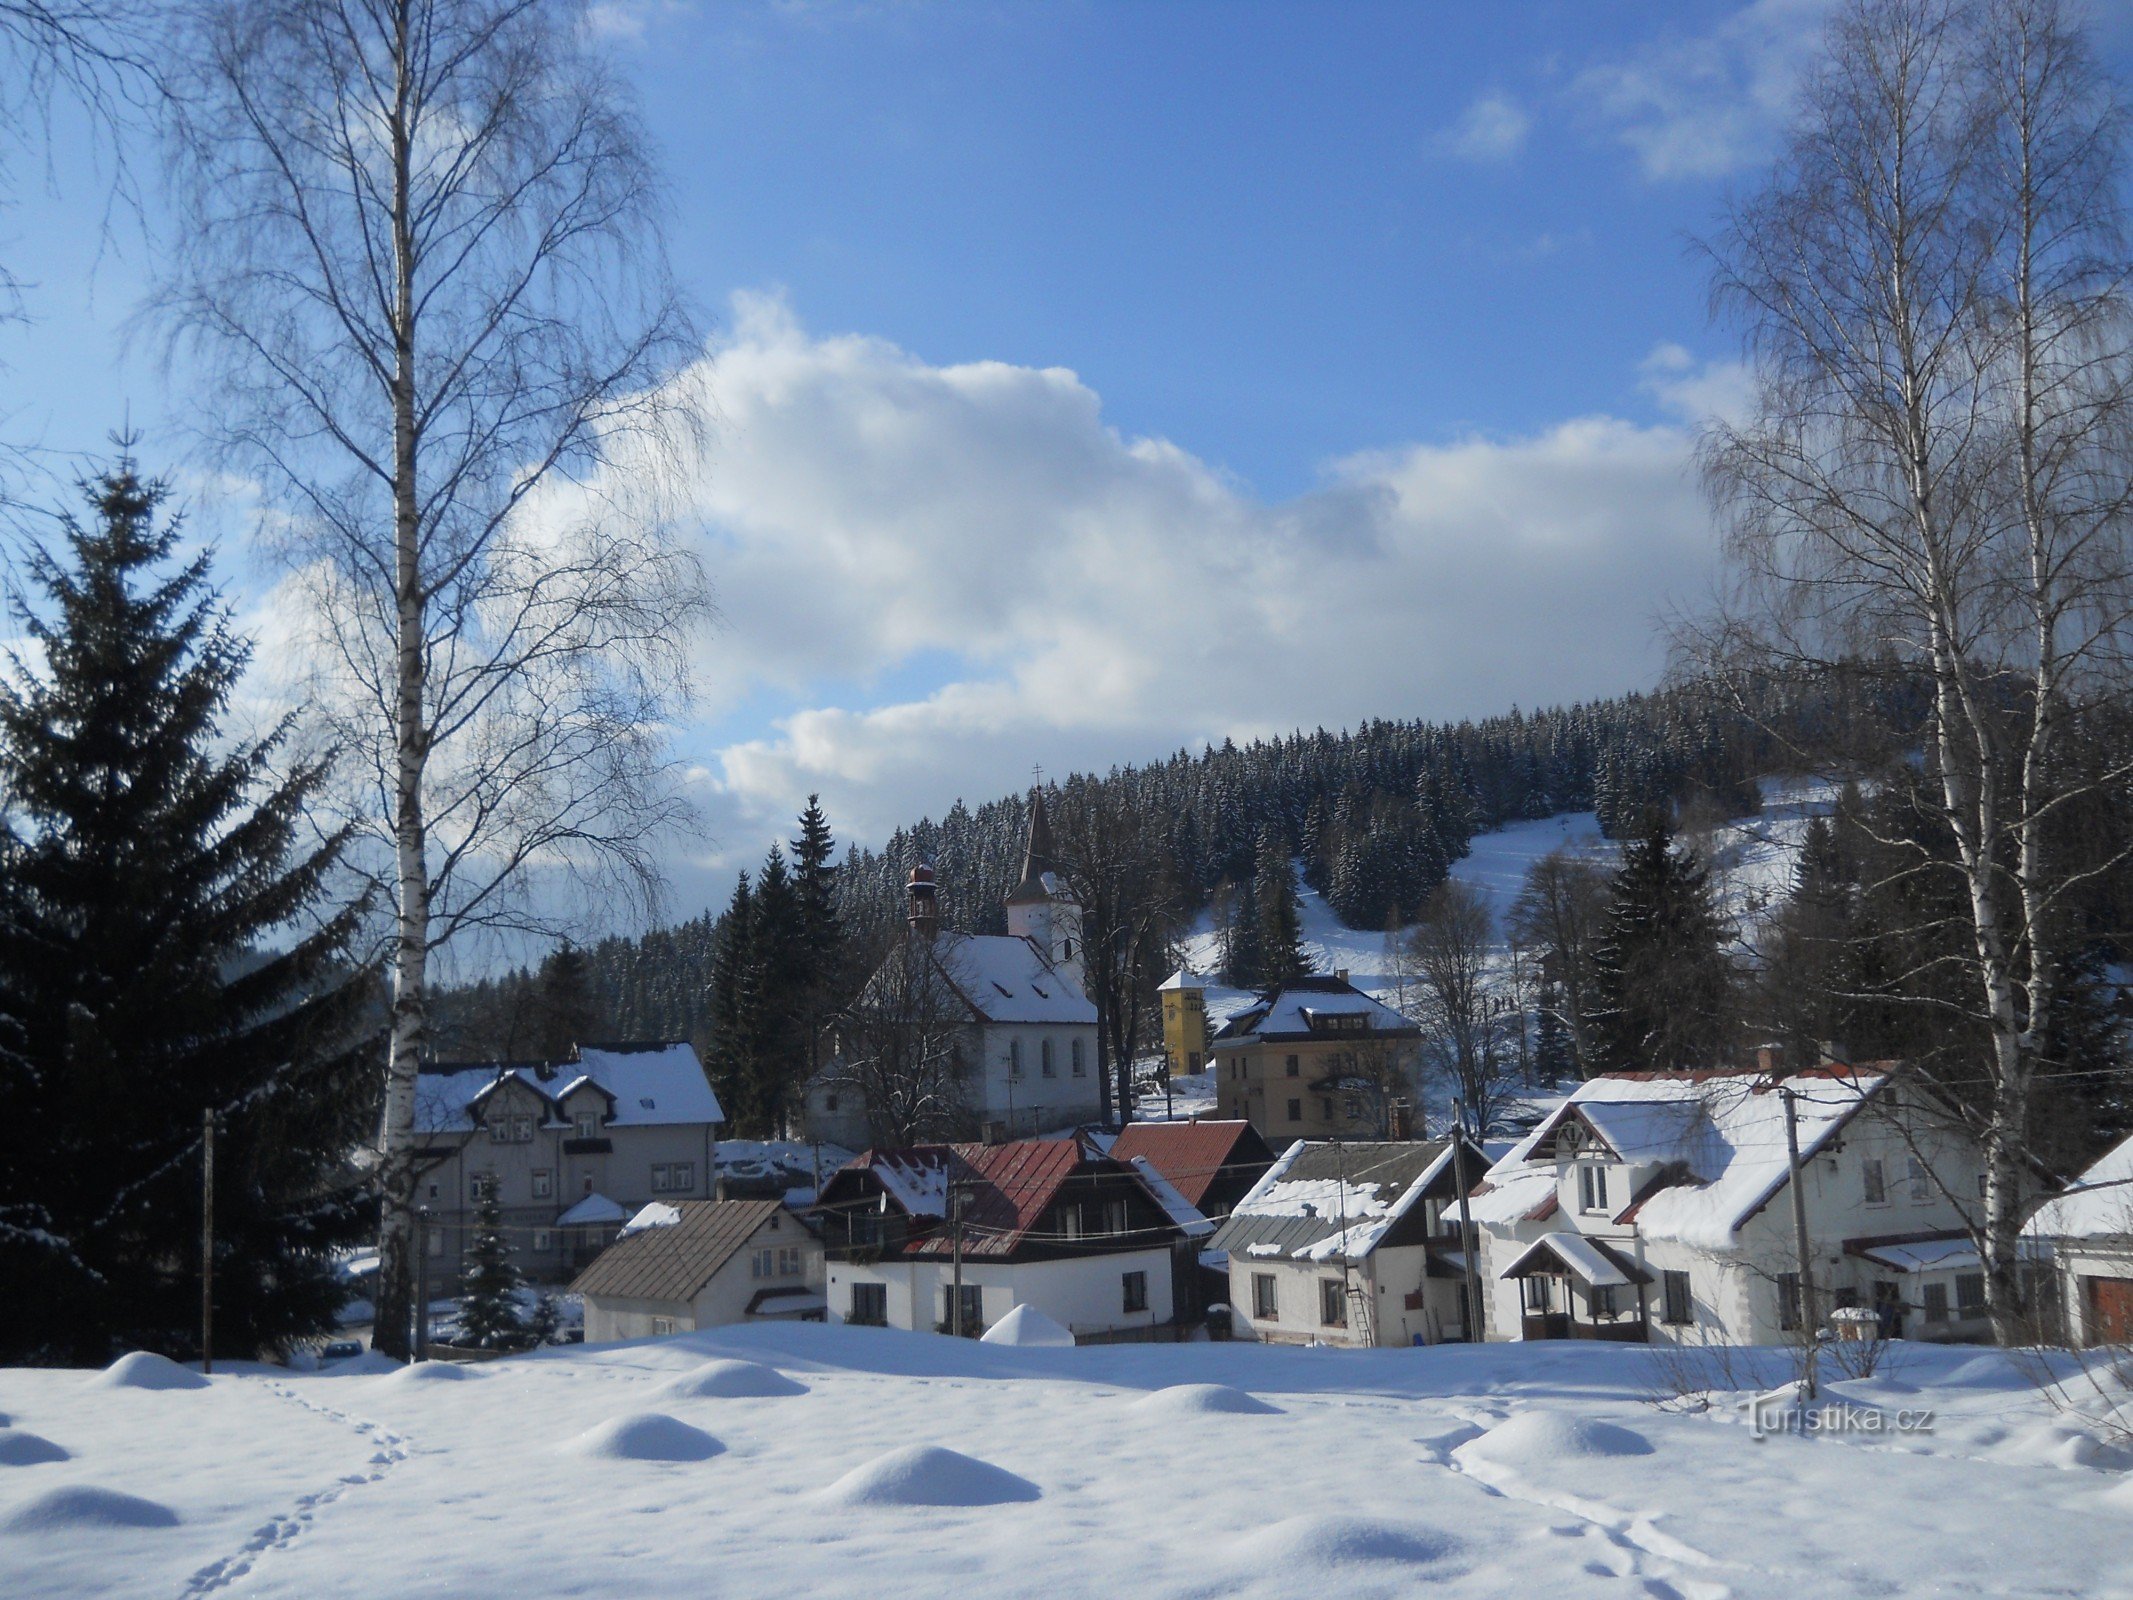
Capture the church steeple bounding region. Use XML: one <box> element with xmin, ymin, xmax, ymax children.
<box><xmin>1004</xmin><ymin>787</ymin><xmax>1083</xmax><ymax>989</ymax></box>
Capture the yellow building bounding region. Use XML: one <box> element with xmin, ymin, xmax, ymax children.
<box><xmin>1157</xmin><ymin>967</ymin><xmax>1210</xmax><ymax>1079</ymax></box>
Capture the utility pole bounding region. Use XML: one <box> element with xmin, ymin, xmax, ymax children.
<box><xmin>1451</xmin><ymin>1097</ymin><xmax>1485</xmax><ymax>1343</ymax></box>
<box><xmin>949</xmin><ymin>1183</ymin><xmax>966</xmax><ymax>1338</ymax></box>
<box><xmin>1781</xmin><ymin>1085</ymin><xmax>1819</xmax><ymax>1400</ymax></box>
<box><xmin>200</xmin><ymin>1110</ymin><xmax>216</xmax><ymax>1375</ymax></box>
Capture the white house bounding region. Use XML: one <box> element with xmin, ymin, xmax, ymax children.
<box><xmin>573</xmin><ymin>1199</ymin><xmax>825</xmax><ymax>1342</ymax></box>
<box><xmin>2025</xmin><ymin>1132</ymin><xmax>2133</xmax><ymax>1347</ymax></box>
<box><xmin>1467</xmin><ymin>1066</ymin><xmax>1995</xmax><ymax>1346</ymax></box>
<box><xmin>812</xmin><ymin>1138</ymin><xmax>1206</xmax><ymax>1342</ymax></box>
<box><xmin>1208</xmin><ymin>1135</ymin><xmax>1490</xmax><ymax>1348</ymax></box>
<box><xmin>805</xmin><ymin>791</ymin><xmax>1103</xmax><ymax>1145</ymax></box>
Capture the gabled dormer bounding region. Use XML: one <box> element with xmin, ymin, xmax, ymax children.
<box><xmin>557</xmin><ymin>1077</ymin><xmax>618</xmax><ymax>1147</ymax></box>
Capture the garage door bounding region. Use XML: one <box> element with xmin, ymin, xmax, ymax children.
<box><xmin>2084</xmin><ymin>1276</ymin><xmax>2133</xmax><ymax>1346</ymax></box>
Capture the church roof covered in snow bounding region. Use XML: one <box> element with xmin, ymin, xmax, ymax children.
<box><xmin>930</xmin><ymin>931</ymin><xmax>1096</xmax><ymax>1025</ymax></box>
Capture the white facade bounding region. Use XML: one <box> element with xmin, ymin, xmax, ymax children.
<box><xmin>825</xmin><ymin>1246</ymin><xmax>1175</xmax><ymax>1341</ymax></box>
<box><xmin>2025</xmin><ymin>1133</ymin><xmax>2133</xmax><ymax>1346</ymax></box>
<box><xmin>1472</xmin><ymin>1073</ymin><xmax>1993</xmax><ymax>1347</ymax></box>
<box><xmin>581</xmin><ymin>1208</ymin><xmax>825</xmax><ymax>1343</ymax></box>
<box><xmin>1228</xmin><ymin>1243</ymin><xmax>1469</xmax><ymax>1348</ymax></box>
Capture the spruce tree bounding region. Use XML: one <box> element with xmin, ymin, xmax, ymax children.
<box><xmin>456</xmin><ymin>1189</ymin><xmax>525</xmax><ymax>1349</ymax></box>
<box><xmin>0</xmin><ymin>463</ymin><xmax>373</xmax><ymax>1365</ymax></box>
<box><xmin>1253</xmin><ymin>828</ymin><xmax>1310</xmax><ymax>988</ymax></box>
<box><xmin>1584</xmin><ymin>808</ymin><xmax>1735</xmax><ymax>1073</ymax></box>
<box><xmin>531</xmin><ymin>942</ymin><xmax>600</xmax><ymax>1058</ymax></box>
<box><xmin>706</xmin><ymin>872</ymin><xmax>755</xmax><ymax>1125</ymax></box>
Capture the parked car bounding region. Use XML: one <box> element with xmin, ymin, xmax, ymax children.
<box><xmin>318</xmin><ymin>1340</ymin><xmax>365</xmax><ymax>1363</ymax></box>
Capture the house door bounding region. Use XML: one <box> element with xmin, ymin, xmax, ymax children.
<box><xmin>2085</xmin><ymin>1276</ymin><xmax>2133</xmax><ymax>1345</ymax></box>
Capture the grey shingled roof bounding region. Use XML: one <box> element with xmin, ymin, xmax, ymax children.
<box><xmin>1206</xmin><ymin>1139</ymin><xmax>1459</xmax><ymax>1264</ymax></box>
<box><xmin>570</xmin><ymin>1199</ymin><xmax>789</xmax><ymax>1304</ymax></box>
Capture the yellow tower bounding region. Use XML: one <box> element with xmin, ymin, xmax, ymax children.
<box><xmin>1158</xmin><ymin>967</ymin><xmax>1209</xmax><ymax>1079</ymax></box>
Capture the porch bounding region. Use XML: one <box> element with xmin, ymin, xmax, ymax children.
<box><xmin>1501</xmin><ymin>1233</ymin><xmax>1651</xmax><ymax>1343</ymax></box>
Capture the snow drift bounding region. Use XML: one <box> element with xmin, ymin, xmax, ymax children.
<box><xmin>0</xmin><ymin>1429</ymin><xmax>71</xmax><ymax>1466</ymax></box>
<box><xmin>565</xmin><ymin>1412</ymin><xmax>724</xmax><ymax>1462</ymax></box>
<box><xmin>379</xmin><ymin>1360</ymin><xmax>478</xmax><ymax>1384</ymax></box>
<box><xmin>1131</xmin><ymin>1383</ymin><xmax>1282</xmax><ymax>1416</ymax></box>
<box><xmin>1236</xmin><ymin>1513</ymin><xmax>1463</xmax><ymax>1570</ymax></box>
<box><xmin>5</xmin><ymin>1485</ymin><xmax>180</xmax><ymax>1531</ymax></box>
<box><xmin>663</xmin><ymin>1359</ymin><xmax>808</xmax><ymax>1399</ymax></box>
<box><xmin>1455</xmin><ymin>1410</ymin><xmax>1653</xmax><ymax>1466</ymax></box>
<box><xmin>819</xmin><ymin>1444</ymin><xmax>1041</xmax><ymax>1507</ymax></box>
<box><xmin>92</xmin><ymin>1352</ymin><xmax>208</xmax><ymax>1392</ymax></box>
<box><xmin>979</xmin><ymin>1305</ymin><xmax>1075</xmax><ymax>1347</ymax></box>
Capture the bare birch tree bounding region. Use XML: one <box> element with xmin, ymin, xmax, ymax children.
<box><xmin>1407</xmin><ymin>878</ymin><xmax>1520</xmax><ymax>1133</ymax></box>
<box><xmin>157</xmin><ymin>0</ymin><xmax>707</xmax><ymax>1356</ymax></box>
<box><xmin>1695</xmin><ymin>0</ymin><xmax>2133</xmax><ymax>1341</ymax></box>
<box><xmin>828</xmin><ymin>932</ymin><xmax>976</xmax><ymax>1147</ymax></box>
<box><xmin>1508</xmin><ymin>846</ymin><xmax>1610</xmax><ymax>1079</ymax></box>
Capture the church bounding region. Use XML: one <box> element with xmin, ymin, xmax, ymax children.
<box><xmin>804</xmin><ymin>791</ymin><xmax>1105</xmax><ymax>1147</ymax></box>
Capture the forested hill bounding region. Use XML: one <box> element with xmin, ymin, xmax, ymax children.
<box><xmin>431</xmin><ymin>672</ymin><xmax>1898</xmax><ymax>1062</ymax></box>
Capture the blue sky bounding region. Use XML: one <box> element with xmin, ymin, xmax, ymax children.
<box><xmin>8</xmin><ymin>0</ymin><xmax>2131</xmax><ymax>920</ymax></box>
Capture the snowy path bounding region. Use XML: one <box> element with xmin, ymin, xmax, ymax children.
<box><xmin>176</xmin><ymin>1376</ymin><xmax>413</xmax><ymax>1598</ymax></box>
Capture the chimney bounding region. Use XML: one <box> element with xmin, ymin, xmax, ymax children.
<box><xmin>1334</xmin><ymin>968</ymin><xmax>1349</xmax><ymax>985</ymax></box>
<box><xmin>906</xmin><ymin>863</ymin><xmax>940</xmax><ymax>940</ymax></box>
<box><xmin>1756</xmin><ymin>1042</ymin><xmax>1786</xmax><ymax>1076</ymax></box>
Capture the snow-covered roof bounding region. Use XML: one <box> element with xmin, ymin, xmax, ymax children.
<box><xmin>412</xmin><ymin>1042</ymin><xmax>723</xmax><ymax>1135</ymax></box>
<box><xmin>868</xmin><ymin>1152</ymin><xmax>954</xmax><ymax>1218</ymax></box>
<box><xmin>1125</xmin><ymin>1156</ymin><xmax>1215</xmax><ymax>1239</ymax></box>
<box><xmin>574</xmin><ymin>1043</ymin><xmax>727</xmax><ymax>1127</ymax></box>
<box><xmin>1848</xmin><ymin>1234</ymin><xmax>1981</xmax><ymax>1274</ymax></box>
<box><xmin>1208</xmin><ymin>1139</ymin><xmax>1465</xmax><ymax>1263</ymax></box>
<box><xmin>558</xmin><ymin>1192</ymin><xmax>631</xmax><ymax>1226</ymax></box>
<box><xmin>932</xmin><ymin>932</ymin><xmax>1097</xmax><ymax>1025</ymax></box>
<box><xmin>1158</xmin><ymin>967</ymin><xmax>1206</xmax><ymax>992</ymax></box>
<box><xmin>621</xmin><ymin>1202</ymin><xmax>683</xmax><ymax>1235</ymax></box>
<box><xmin>1475</xmin><ymin>1068</ymin><xmax>1889</xmax><ymax>1251</ymax></box>
<box><xmin>2025</xmin><ymin>1133</ymin><xmax>2133</xmax><ymax>1243</ymax></box>
<box><xmin>1212</xmin><ymin>977</ymin><xmax>1417</xmax><ymax>1044</ymax></box>
<box><xmin>1501</xmin><ymin>1232</ymin><xmax>1646</xmax><ymax>1287</ymax></box>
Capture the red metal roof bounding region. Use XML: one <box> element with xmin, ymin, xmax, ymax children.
<box><xmin>1105</xmin><ymin>1120</ymin><xmax>1266</xmax><ymax>1209</ymax></box>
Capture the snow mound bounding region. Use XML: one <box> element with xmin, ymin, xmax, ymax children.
<box><xmin>979</xmin><ymin>1305</ymin><xmax>1076</xmax><ymax>1347</ymax></box>
<box><xmin>565</xmin><ymin>1412</ymin><xmax>724</xmax><ymax>1462</ymax></box>
<box><xmin>819</xmin><ymin>1444</ymin><xmax>1040</xmax><ymax>1507</ymax></box>
<box><xmin>1131</xmin><ymin>1383</ymin><xmax>1282</xmax><ymax>1417</ymax></box>
<box><xmin>4</xmin><ymin>1485</ymin><xmax>180</xmax><ymax>1532</ymax></box>
<box><xmin>1456</xmin><ymin>1410</ymin><xmax>1653</xmax><ymax>1466</ymax></box>
<box><xmin>1937</xmin><ymin>1353</ymin><xmax>2032</xmax><ymax>1390</ymax></box>
<box><xmin>381</xmin><ymin>1360</ymin><xmax>478</xmax><ymax>1383</ymax></box>
<box><xmin>0</xmin><ymin>1429</ymin><xmax>70</xmax><ymax>1466</ymax></box>
<box><xmin>663</xmin><ymin>1359</ymin><xmax>808</xmax><ymax>1399</ymax></box>
<box><xmin>1237</xmin><ymin>1513</ymin><xmax>1462</xmax><ymax>1569</ymax></box>
<box><xmin>1997</xmin><ymin>1420</ymin><xmax>2131</xmax><ymax>1472</ymax></box>
<box><xmin>93</xmin><ymin>1352</ymin><xmax>209</xmax><ymax>1391</ymax></box>
<box><xmin>327</xmin><ymin>1351</ymin><xmax>401</xmax><ymax>1376</ymax></box>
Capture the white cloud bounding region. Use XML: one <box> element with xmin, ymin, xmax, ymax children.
<box><xmin>1441</xmin><ymin>91</ymin><xmax>1531</xmax><ymax>163</ymax></box>
<box><xmin>656</xmin><ymin>293</ymin><xmax>1719</xmax><ymax>877</ymax></box>
<box><xmin>1639</xmin><ymin>342</ymin><xmax>1755</xmax><ymax>426</ymax></box>
<box><xmin>1573</xmin><ymin>0</ymin><xmax>1834</xmax><ymax>180</ymax></box>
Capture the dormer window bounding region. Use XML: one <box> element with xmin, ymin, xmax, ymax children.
<box><xmin>1577</xmin><ymin>1162</ymin><xmax>1611</xmax><ymax>1214</ymax></box>
<box><xmin>574</xmin><ymin>1110</ymin><xmax>599</xmax><ymax>1138</ymax></box>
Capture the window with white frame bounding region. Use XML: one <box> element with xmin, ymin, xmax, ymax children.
<box><xmin>751</xmin><ymin>1248</ymin><xmax>777</xmax><ymax>1279</ymax></box>
<box><xmin>573</xmin><ymin>1110</ymin><xmax>599</xmax><ymax>1138</ymax></box>
<box><xmin>1578</xmin><ymin>1162</ymin><xmax>1611</xmax><ymax>1213</ymax></box>
<box><xmin>1907</xmin><ymin>1157</ymin><xmax>1931</xmax><ymax>1205</ymax></box>
<box><xmin>651</xmin><ymin>1316</ymin><xmax>676</xmax><ymax>1336</ymax></box>
<box><xmin>1661</xmin><ymin>1269</ymin><xmax>1693</xmax><ymax>1325</ymax></box>
<box><xmin>778</xmin><ymin>1246</ymin><xmax>801</xmax><ymax>1276</ymax></box>
<box><xmin>1922</xmin><ymin>1281</ymin><xmax>1950</xmax><ymax>1323</ymax></box>
<box><xmin>532</xmin><ymin>1228</ymin><xmax>553</xmax><ymax>1251</ymax></box>
<box><xmin>1252</xmin><ymin>1272</ymin><xmax>1278</xmax><ymax>1319</ymax></box>
<box><xmin>470</xmin><ymin>1171</ymin><xmax>497</xmax><ymax>1201</ymax></box>
<box><xmin>1862</xmin><ymin>1157</ymin><xmax>1888</xmax><ymax>1205</ymax></box>
<box><xmin>531</xmin><ymin>1169</ymin><xmax>553</xmax><ymax>1199</ymax></box>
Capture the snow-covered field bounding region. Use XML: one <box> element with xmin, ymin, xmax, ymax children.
<box><xmin>6</xmin><ymin>1330</ymin><xmax>2132</xmax><ymax>1599</ymax></box>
